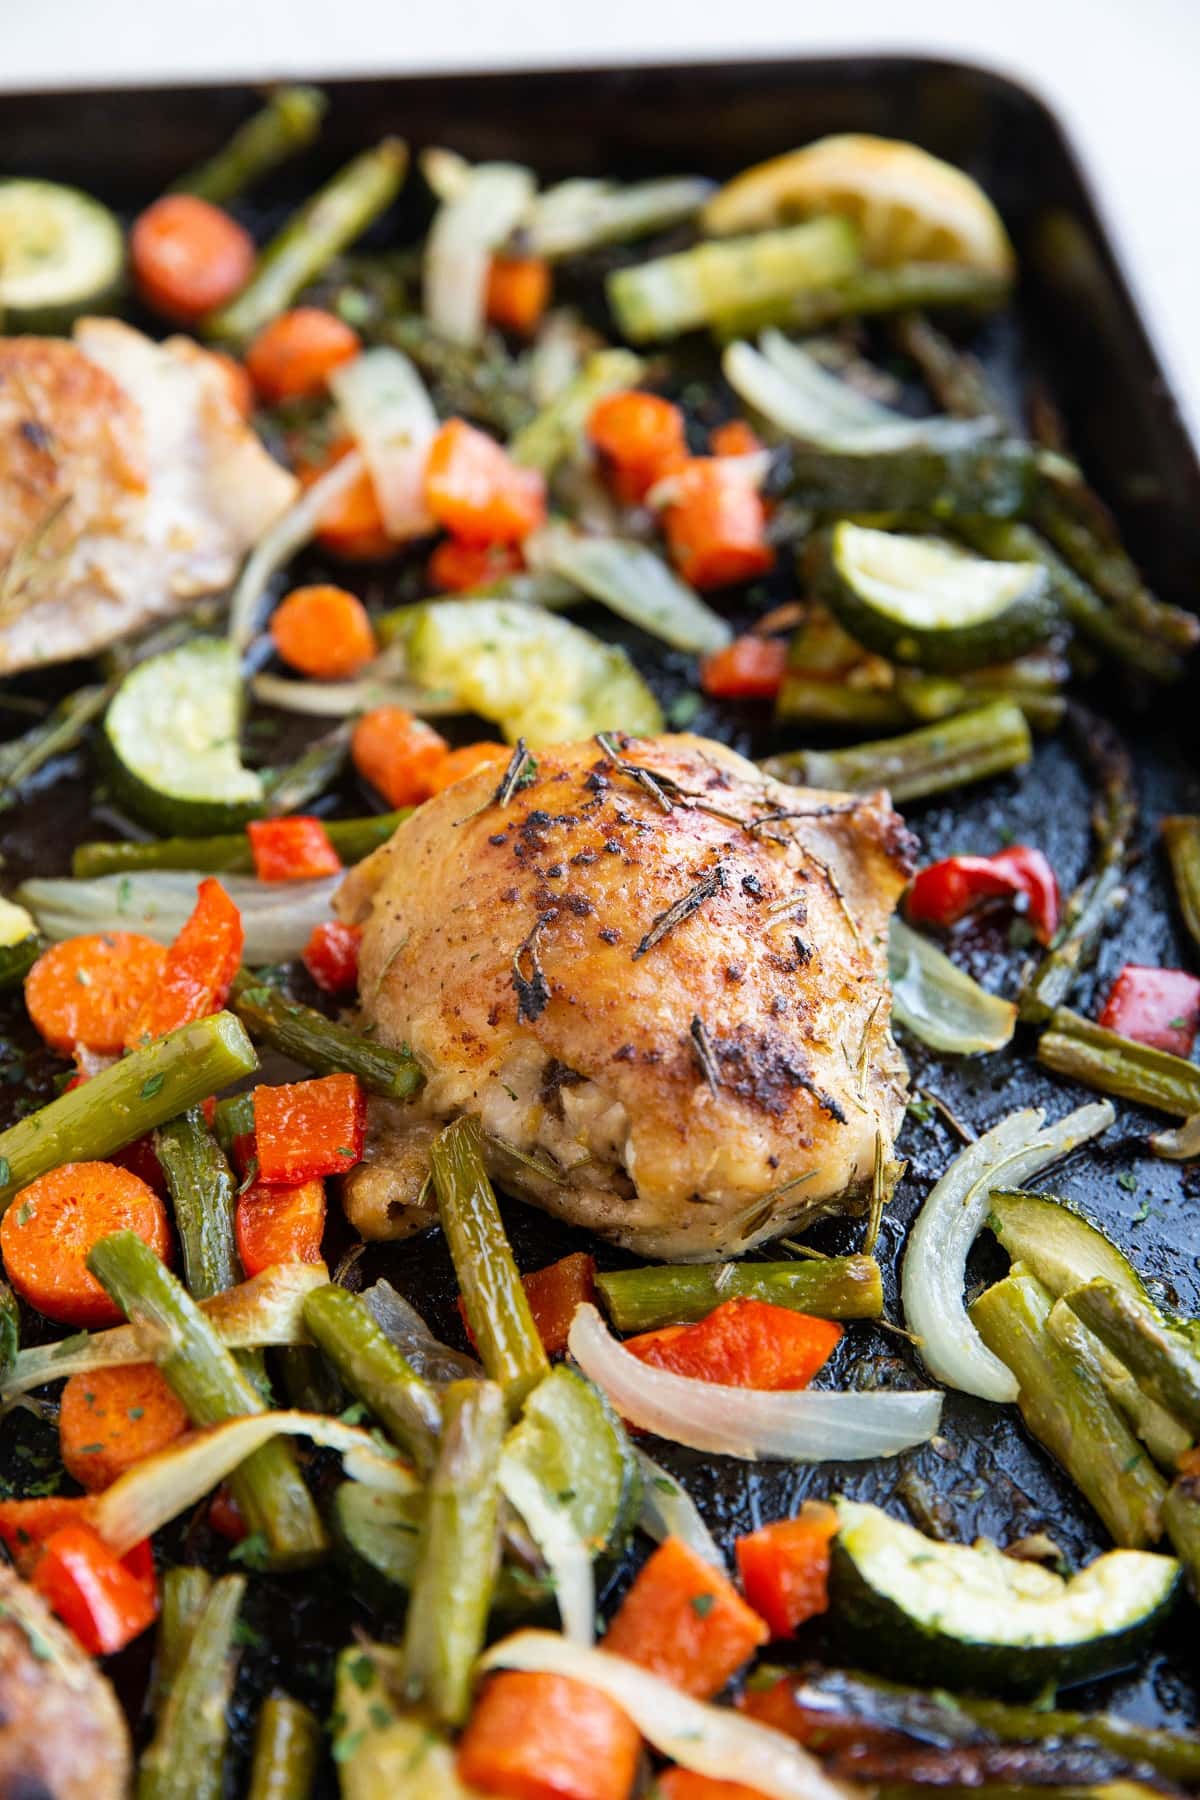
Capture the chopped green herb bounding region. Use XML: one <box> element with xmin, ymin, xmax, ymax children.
<box><xmin>140</xmin><ymin>1072</ymin><xmax>165</xmax><ymax>1100</ymax></box>
<box><xmin>228</xmin><ymin>1529</ymin><xmax>270</xmax><ymax>1566</ymax></box>
<box><xmin>689</xmin><ymin>1591</ymin><xmax>715</xmax><ymax>1618</ymax></box>
<box><xmin>346</xmin><ymin>1652</ymin><xmax>376</xmax><ymax>1690</ymax></box>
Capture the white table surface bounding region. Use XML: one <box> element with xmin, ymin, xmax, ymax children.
<box><xmin>5</xmin><ymin>0</ymin><xmax>1199</xmax><ymax>439</ymax></box>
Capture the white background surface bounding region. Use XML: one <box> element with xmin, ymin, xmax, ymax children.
<box><xmin>4</xmin><ymin>0</ymin><xmax>1199</xmax><ymax>436</ymax></box>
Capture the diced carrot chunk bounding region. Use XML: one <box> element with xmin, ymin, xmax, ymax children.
<box><xmin>658</xmin><ymin>1772</ymin><xmax>773</xmax><ymax>1800</ymax></box>
<box><xmin>59</xmin><ymin>1363</ymin><xmax>190</xmax><ymax>1493</ymax></box>
<box><xmin>425</xmin><ymin>418</ymin><xmax>546</xmax><ymax>546</ymax></box>
<box><xmin>486</xmin><ymin>256</ymin><xmax>552</xmax><ymax>334</ymax></box>
<box><xmin>589</xmin><ymin>391</ymin><xmax>688</xmax><ymax>504</ymax></box>
<box><xmin>709</xmin><ymin>420</ymin><xmax>763</xmax><ymax>459</ymax></box>
<box><xmin>426</xmin><ymin>742</ymin><xmax>509</xmax><ymax>795</ymax></box>
<box><xmin>521</xmin><ymin>1253</ymin><xmax>597</xmax><ymax>1356</ymax></box>
<box><xmin>25</xmin><ymin>933</ymin><xmax>167</xmax><ymax>1056</ymax></box>
<box><xmin>270</xmin><ymin>583</ymin><xmax>377</xmax><ymax>679</ymax></box>
<box><xmin>700</xmin><ymin>635</ymin><xmax>788</xmax><ymax>701</ymax></box>
<box><xmin>428</xmin><ymin>537</ymin><xmax>524</xmax><ymax>593</ymax></box>
<box><xmin>246</xmin><ymin>307</ymin><xmax>361</xmax><ymax>404</ymax></box>
<box><xmin>351</xmin><ymin>706</ymin><xmax>448</xmax><ymax>808</ymax></box>
<box><xmin>235</xmin><ymin>1177</ymin><xmax>326</xmax><ymax>1277</ymax></box>
<box><xmin>601</xmin><ymin>1536</ymin><xmax>768</xmax><ymax>1698</ymax></box>
<box><xmin>296</xmin><ymin>436</ymin><xmax>393</xmax><ymax>560</ymax></box>
<box><xmin>458</xmin><ymin>1670</ymin><xmax>641</xmax><ymax>1800</ymax></box>
<box><xmin>663</xmin><ymin>459</ymin><xmax>773</xmax><ymax>590</ymax></box>
<box><xmin>1</xmin><ymin>1162</ymin><xmax>171</xmax><ymax>1329</ymax></box>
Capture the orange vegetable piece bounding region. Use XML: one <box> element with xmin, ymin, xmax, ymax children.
<box><xmin>351</xmin><ymin>705</ymin><xmax>449</xmax><ymax>808</ymax></box>
<box><xmin>235</xmin><ymin>1177</ymin><xmax>326</xmax><ymax>1278</ymax></box>
<box><xmin>734</xmin><ymin>1502</ymin><xmax>839</xmax><ymax>1638</ymax></box>
<box><xmin>709</xmin><ymin>420</ymin><xmax>763</xmax><ymax>459</ymax></box>
<box><xmin>1</xmin><ymin>1161</ymin><xmax>171</xmax><ymax>1328</ymax></box>
<box><xmin>486</xmin><ymin>255</ymin><xmax>552</xmax><ymax>335</ymax></box>
<box><xmin>588</xmin><ymin>391</ymin><xmax>688</xmax><ymax>504</ymax></box>
<box><xmin>33</xmin><ymin>1521</ymin><xmax>158</xmax><ymax>1657</ymax></box>
<box><xmin>59</xmin><ymin>1363</ymin><xmax>190</xmax><ymax>1493</ymax></box>
<box><xmin>124</xmin><ymin>877</ymin><xmax>243</xmax><ymax>1049</ymax></box>
<box><xmin>458</xmin><ymin>1670</ymin><xmax>642</xmax><ymax>1800</ymax></box>
<box><xmin>25</xmin><ymin>932</ymin><xmax>167</xmax><ymax>1056</ymax></box>
<box><xmin>245</xmin><ymin>306</ymin><xmax>361</xmax><ymax>404</ymax></box>
<box><xmin>269</xmin><ymin>583</ymin><xmax>377</xmax><ymax>679</ymax></box>
<box><xmin>425</xmin><ymin>418</ymin><xmax>547</xmax><ymax>546</ymax></box>
<box><xmin>658</xmin><ymin>1772</ymin><xmax>772</xmax><ymax>1800</ymax></box>
<box><xmin>663</xmin><ymin>459</ymin><xmax>774</xmax><ymax>590</ymax></box>
<box><xmin>601</xmin><ymin>1536</ymin><xmax>768</xmax><ymax>1699</ymax></box>
<box><xmin>0</xmin><ymin>1497</ymin><xmax>91</xmax><ymax>1576</ymax></box>
<box><xmin>252</xmin><ymin>1073</ymin><xmax>365</xmax><ymax>1185</ymax></box>
<box><xmin>302</xmin><ymin>920</ymin><xmax>363</xmax><ymax>995</ymax></box>
<box><xmin>296</xmin><ymin>436</ymin><xmax>393</xmax><ymax>561</ymax></box>
<box><xmin>701</xmin><ymin>635</ymin><xmax>788</xmax><ymax>701</ymax></box>
<box><xmin>207</xmin><ymin>350</ymin><xmax>255</xmax><ymax>419</ymax></box>
<box><xmin>426</xmin><ymin>741</ymin><xmax>509</xmax><ymax>795</ymax></box>
<box><xmin>428</xmin><ymin>537</ymin><xmax>524</xmax><ymax>594</ymax></box>
<box><xmin>522</xmin><ymin>1252</ymin><xmax>597</xmax><ymax>1356</ymax></box>
<box><xmin>1178</xmin><ymin>1447</ymin><xmax>1200</xmax><ymax>1477</ymax></box>
<box><xmin>623</xmin><ymin>1299</ymin><xmax>841</xmax><ymax>1391</ymax></box>
<box><xmin>130</xmin><ymin>194</ymin><xmax>254</xmax><ymax>324</ymax></box>
<box><xmin>247</xmin><ymin>817</ymin><xmax>342</xmax><ymax>883</ymax></box>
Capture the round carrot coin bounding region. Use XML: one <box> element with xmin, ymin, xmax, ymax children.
<box><xmin>270</xmin><ymin>583</ymin><xmax>377</xmax><ymax>679</ymax></box>
<box><xmin>245</xmin><ymin>307</ymin><xmax>361</xmax><ymax>404</ymax></box>
<box><xmin>1</xmin><ymin>1162</ymin><xmax>172</xmax><ymax>1327</ymax></box>
<box><xmin>59</xmin><ymin>1363</ymin><xmax>190</xmax><ymax>1492</ymax></box>
<box><xmin>130</xmin><ymin>194</ymin><xmax>254</xmax><ymax>324</ymax></box>
<box><xmin>24</xmin><ymin>933</ymin><xmax>168</xmax><ymax>1056</ymax></box>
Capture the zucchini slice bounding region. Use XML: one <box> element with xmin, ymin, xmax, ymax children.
<box><xmin>825</xmin><ymin>523</ymin><xmax>1057</xmax><ymax>671</ymax></box>
<box><xmin>104</xmin><ymin>637</ymin><xmax>265</xmax><ymax>835</ymax></box>
<box><xmin>333</xmin><ymin>1481</ymin><xmax>548</xmax><ymax>1614</ymax></box>
<box><xmin>502</xmin><ymin>1363</ymin><xmax>642</xmax><ymax>1559</ymax></box>
<box><xmin>831</xmin><ymin>1498</ymin><xmax>1179</xmax><ymax>1695</ymax></box>
<box><xmin>0</xmin><ymin>179</ymin><xmax>123</xmax><ymax>329</ymax></box>
<box><xmin>988</xmin><ymin>1189</ymin><xmax>1149</xmax><ymax>1304</ymax></box>
<box><xmin>0</xmin><ymin>896</ymin><xmax>39</xmax><ymax>991</ymax></box>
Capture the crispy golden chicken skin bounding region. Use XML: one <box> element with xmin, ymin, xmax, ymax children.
<box><xmin>338</xmin><ymin>733</ymin><xmax>914</xmax><ymax>1260</ymax></box>
<box><xmin>0</xmin><ymin>319</ymin><xmax>297</xmax><ymax>673</ymax></box>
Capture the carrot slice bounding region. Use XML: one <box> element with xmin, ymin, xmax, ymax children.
<box><xmin>658</xmin><ymin>1772</ymin><xmax>772</xmax><ymax>1800</ymax></box>
<box><xmin>33</xmin><ymin>1521</ymin><xmax>158</xmax><ymax>1657</ymax></box>
<box><xmin>123</xmin><ymin>878</ymin><xmax>243</xmax><ymax>1049</ymax></box>
<box><xmin>130</xmin><ymin>194</ymin><xmax>254</xmax><ymax>324</ymax></box>
<box><xmin>486</xmin><ymin>255</ymin><xmax>552</xmax><ymax>335</ymax></box>
<box><xmin>426</xmin><ymin>741</ymin><xmax>509</xmax><ymax>795</ymax></box>
<box><xmin>235</xmin><ymin>1177</ymin><xmax>326</xmax><ymax>1278</ymax></box>
<box><xmin>247</xmin><ymin>817</ymin><xmax>342</xmax><ymax>882</ymax></box>
<box><xmin>428</xmin><ymin>537</ymin><xmax>524</xmax><ymax>594</ymax></box>
<box><xmin>734</xmin><ymin>1502</ymin><xmax>839</xmax><ymax>1638</ymax></box>
<box><xmin>425</xmin><ymin>418</ymin><xmax>547</xmax><ymax>546</ymax></box>
<box><xmin>0</xmin><ymin>1497</ymin><xmax>91</xmax><ymax>1576</ymax></box>
<box><xmin>623</xmin><ymin>1298</ymin><xmax>841</xmax><ymax>1391</ymax></box>
<box><xmin>601</xmin><ymin>1536</ymin><xmax>768</xmax><ymax>1699</ymax></box>
<box><xmin>351</xmin><ymin>706</ymin><xmax>448</xmax><ymax>808</ymax></box>
<box><xmin>24</xmin><ymin>933</ymin><xmax>167</xmax><ymax>1056</ymax></box>
<box><xmin>302</xmin><ymin>920</ymin><xmax>362</xmax><ymax>995</ymax></box>
<box><xmin>1</xmin><ymin>1161</ymin><xmax>170</xmax><ymax>1328</ymax></box>
<box><xmin>701</xmin><ymin>635</ymin><xmax>788</xmax><ymax>701</ymax></box>
<box><xmin>269</xmin><ymin>583</ymin><xmax>377</xmax><ymax>679</ymax></box>
<box><xmin>663</xmin><ymin>459</ymin><xmax>774</xmax><ymax>590</ymax></box>
<box><xmin>458</xmin><ymin>1670</ymin><xmax>642</xmax><ymax>1800</ymax></box>
<box><xmin>245</xmin><ymin>306</ymin><xmax>361</xmax><ymax>404</ymax></box>
<box><xmin>709</xmin><ymin>420</ymin><xmax>763</xmax><ymax>459</ymax></box>
<box><xmin>252</xmin><ymin>1074</ymin><xmax>365</xmax><ymax>1184</ymax></box>
<box><xmin>589</xmin><ymin>390</ymin><xmax>688</xmax><ymax>504</ymax></box>
<box><xmin>296</xmin><ymin>436</ymin><xmax>393</xmax><ymax>561</ymax></box>
<box><xmin>59</xmin><ymin>1363</ymin><xmax>190</xmax><ymax>1493</ymax></box>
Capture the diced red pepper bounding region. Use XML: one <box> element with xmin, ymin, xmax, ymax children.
<box><xmin>32</xmin><ymin>1522</ymin><xmax>158</xmax><ymax>1656</ymax></box>
<box><xmin>701</xmin><ymin>634</ymin><xmax>788</xmax><ymax>701</ymax></box>
<box><xmin>252</xmin><ymin>1074</ymin><xmax>365</xmax><ymax>1184</ymax></box>
<box><xmin>247</xmin><ymin>816</ymin><xmax>342</xmax><ymax>883</ymax></box>
<box><xmin>734</xmin><ymin>1502</ymin><xmax>840</xmax><ymax>1638</ymax></box>
<box><xmin>521</xmin><ymin>1252</ymin><xmax>597</xmax><ymax>1356</ymax></box>
<box><xmin>662</xmin><ymin>458</ymin><xmax>774</xmax><ymax>590</ymax></box>
<box><xmin>458</xmin><ymin>1670</ymin><xmax>643</xmax><ymax>1800</ymax></box>
<box><xmin>1099</xmin><ymin>964</ymin><xmax>1200</xmax><ymax>1056</ymax></box>
<box><xmin>428</xmin><ymin>537</ymin><xmax>523</xmax><ymax>594</ymax></box>
<box><xmin>302</xmin><ymin>920</ymin><xmax>363</xmax><ymax>995</ymax></box>
<box><xmin>623</xmin><ymin>1298</ymin><xmax>841</xmax><ymax>1391</ymax></box>
<box><xmin>425</xmin><ymin>418</ymin><xmax>546</xmax><ymax>546</ymax></box>
<box><xmin>123</xmin><ymin>877</ymin><xmax>244</xmax><ymax>1048</ymax></box>
<box><xmin>905</xmin><ymin>845</ymin><xmax>1060</xmax><ymax>946</ymax></box>
<box><xmin>602</xmin><ymin>1535</ymin><xmax>768</xmax><ymax>1699</ymax></box>
<box><xmin>208</xmin><ymin>1484</ymin><xmax>247</xmax><ymax>1543</ymax></box>
<box><xmin>235</xmin><ymin>1176</ymin><xmax>326</xmax><ymax>1277</ymax></box>
<box><xmin>0</xmin><ymin>1496</ymin><xmax>91</xmax><ymax>1576</ymax></box>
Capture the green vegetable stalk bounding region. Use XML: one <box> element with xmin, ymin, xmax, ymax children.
<box><xmin>154</xmin><ymin>1109</ymin><xmax>241</xmax><ymax>1302</ymax></box>
<box><xmin>1162</xmin><ymin>815</ymin><xmax>1200</xmax><ymax>952</ymax></box>
<box><xmin>596</xmin><ymin>1254</ymin><xmax>883</xmax><ymax>1332</ymax></box>
<box><xmin>509</xmin><ymin>348</ymin><xmax>644</xmax><ymax>473</ymax></box>
<box><xmin>247</xmin><ymin>1693</ymin><xmax>321</xmax><ymax>1800</ymax></box>
<box><xmin>152</xmin><ymin>1565</ymin><xmax>213</xmax><ymax>1713</ymax></box>
<box><xmin>264</xmin><ymin>723</ymin><xmax>352</xmax><ymax>818</ymax></box>
<box><xmin>173</xmin><ymin>87</ymin><xmax>327</xmax><ymax>205</ymax></box>
<box><xmin>0</xmin><ymin>683</ymin><xmax>113</xmax><ymax>811</ymax></box>
<box><xmin>762</xmin><ymin>700</ymin><xmax>1032</xmax><ymax>804</ymax></box>
<box><xmin>1162</xmin><ymin>1472</ymin><xmax>1200</xmax><ymax>1599</ymax></box>
<box><xmin>1066</xmin><ymin>1279</ymin><xmax>1200</xmax><ymax>1436</ymax></box>
<box><xmin>714</xmin><ymin>262</ymin><xmax>1011</xmax><ymax>339</ymax></box>
<box><xmin>138</xmin><ymin>1573</ymin><xmax>245</xmax><ymax>1800</ymax></box>
<box><xmin>301</xmin><ymin>1284</ymin><xmax>441</xmax><ymax>1476</ymax></box>
<box><xmin>1036</xmin><ymin>1007</ymin><xmax>1200</xmax><ymax>1117</ymax></box>
<box><xmin>73</xmin><ymin>811</ymin><xmax>409</xmax><ymax>879</ymax></box>
<box><xmin>230</xmin><ymin>971</ymin><xmax>424</xmax><ymax>1102</ymax></box>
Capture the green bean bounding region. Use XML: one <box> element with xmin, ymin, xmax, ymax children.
<box><xmin>154</xmin><ymin>1109</ymin><xmax>240</xmax><ymax>1301</ymax></box>
<box><xmin>713</xmin><ymin>261</ymin><xmax>1011</xmax><ymax>339</ymax></box>
<box><xmin>0</xmin><ymin>1011</ymin><xmax>258</xmax><ymax>1213</ymax></box>
<box><xmin>88</xmin><ymin>1232</ymin><xmax>328</xmax><ymax>1569</ymax></box>
<box><xmin>138</xmin><ymin>1573</ymin><xmax>244</xmax><ymax>1800</ymax></box>
<box><xmin>429</xmin><ymin>1115</ymin><xmax>549</xmax><ymax>1406</ymax></box>
<box><xmin>264</xmin><ymin>723</ymin><xmax>352</xmax><ymax>817</ymax></box>
<box><xmin>1162</xmin><ymin>1472</ymin><xmax>1200</xmax><ymax>1598</ymax></box>
<box><xmin>403</xmin><ymin>1379</ymin><xmax>505</xmax><ymax>1726</ymax></box>
<box><xmin>1036</xmin><ymin>1006</ymin><xmax>1200</xmax><ymax>1118</ymax></box>
<box><xmin>1066</xmin><ymin>1280</ymin><xmax>1200</xmax><ymax>1436</ymax></box>
<box><xmin>247</xmin><ymin>1692</ymin><xmax>321</xmax><ymax>1800</ymax></box>
<box><xmin>0</xmin><ymin>683</ymin><xmax>112</xmax><ymax>810</ymax></box>
<box><xmin>152</xmin><ymin>1566</ymin><xmax>213</xmax><ymax>1715</ymax></box>
<box><xmin>971</xmin><ymin>1268</ymin><xmax>1165</xmax><ymax>1548</ymax></box>
<box><xmin>762</xmin><ymin>700</ymin><xmax>1032</xmax><ymax>804</ymax></box>
<box><xmin>72</xmin><ymin>810</ymin><xmax>408</xmax><ymax>878</ymax></box>
<box><xmin>1162</xmin><ymin>815</ymin><xmax>1200</xmax><ymax>952</ymax></box>
<box><xmin>0</xmin><ymin>1279</ymin><xmax>17</xmax><ymax>1383</ymax></box>
<box><xmin>301</xmin><ymin>1284</ymin><xmax>441</xmax><ymax>1476</ymax></box>
<box><xmin>205</xmin><ymin>139</ymin><xmax>408</xmax><ymax>342</ymax></box>
<box><xmin>597</xmin><ymin>1254</ymin><xmax>883</xmax><ymax>1333</ymax></box>
<box><xmin>173</xmin><ymin>87</ymin><xmax>327</xmax><ymax>205</ymax></box>
<box><xmin>229</xmin><ymin>971</ymin><xmax>424</xmax><ymax>1101</ymax></box>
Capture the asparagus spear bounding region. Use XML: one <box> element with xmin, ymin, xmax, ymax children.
<box><xmin>1066</xmin><ymin>1279</ymin><xmax>1200</xmax><ymax>1435</ymax></box>
<box><xmin>73</xmin><ymin>810</ymin><xmax>408</xmax><ymax>879</ymax></box>
<box><xmin>775</xmin><ymin>676</ymin><xmax>910</xmax><ymax>732</ymax></box>
<box><xmin>428</xmin><ymin>1115</ymin><xmax>550</xmax><ymax>1406</ymax></box>
<box><xmin>971</xmin><ymin>1268</ymin><xmax>1166</xmax><ymax>1547</ymax></box>
<box><xmin>205</xmin><ymin>138</ymin><xmax>408</xmax><ymax>342</ymax></box>
<box><xmin>1162</xmin><ymin>814</ymin><xmax>1200</xmax><ymax>952</ymax></box>
<box><xmin>1046</xmin><ymin>1298</ymin><xmax>1192</xmax><ymax>1471</ymax></box>
<box><xmin>247</xmin><ymin>1692</ymin><xmax>321</xmax><ymax>1800</ymax></box>
<box><xmin>762</xmin><ymin>700</ymin><xmax>1032</xmax><ymax>805</ymax></box>
<box><xmin>403</xmin><ymin>1379</ymin><xmax>506</xmax><ymax>1726</ymax></box>
<box><xmin>138</xmin><ymin>1573</ymin><xmax>245</xmax><ymax>1800</ymax></box>
<box><xmin>0</xmin><ymin>682</ymin><xmax>112</xmax><ymax>810</ymax></box>
<box><xmin>88</xmin><ymin>1232</ymin><xmax>328</xmax><ymax>1568</ymax></box>
<box><xmin>213</xmin><ymin>1091</ymin><xmax>255</xmax><ymax>1163</ymax></box>
<box><xmin>229</xmin><ymin>971</ymin><xmax>424</xmax><ymax>1102</ymax></box>
<box><xmin>264</xmin><ymin>722</ymin><xmax>352</xmax><ymax>818</ymax></box>
<box><xmin>301</xmin><ymin>1284</ymin><xmax>441</xmax><ymax>1476</ymax></box>
<box><xmin>597</xmin><ymin>1255</ymin><xmax>883</xmax><ymax>1333</ymax></box>
<box><xmin>155</xmin><ymin>1109</ymin><xmax>241</xmax><ymax>1302</ymax></box>
<box><xmin>0</xmin><ymin>1011</ymin><xmax>257</xmax><ymax>1213</ymax></box>
<box><xmin>713</xmin><ymin>262</ymin><xmax>1010</xmax><ymax>339</ymax></box>
<box><xmin>1162</xmin><ymin>1471</ymin><xmax>1200</xmax><ymax>1597</ymax></box>
<box><xmin>152</xmin><ymin>1565</ymin><xmax>212</xmax><ymax>1712</ymax></box>
<box><xmin>173</xmin><ymin>87</ymin><xmax>327</xmax><ymax>205</ymax></box>
<box><xmin>1037</xmin><ymin>1006</ymin><xmax>1200</xmax><ymax>1117</ymax></box>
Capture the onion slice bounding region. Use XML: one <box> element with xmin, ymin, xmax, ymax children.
<box><xmin>567</xmin><ymin>1304</ymin><xmax>942</xmax><ymax>1462</ymax></box>
<box><xmin>1150</xmin><ymin>1112</ymin><xmax>1200</xmax><ymax>1161</ymax></box>
<box><xmin>479</xmin><ymin>1630</ymin><xmax>848</xmax><ymax>1800</ymax></box>
<box><xmin>329</xmin><ymin>348</ymin><xmax>438</xmax><ymax>540</ymax></box>
<box><xmin>499</xmin><ymin>1452</ymin><xmax>594</xmax><ymax>1645</ymax></box>
<box><xmin>889</xmin><ymin>917</ymin><xmax>1017</xmax><ymax>1055</ymax></box>
<box><xmin>250</xmin><ymin>666</ymin><xmax>460</xmax><ymax>720</ymax></box>
<box><xmin>634</xmin><ymin>1449</ymin><xmax>725</xmax><ymax>1569</ymax></box>
<box><xmin>362</xmin><ymin>1280</ymin><xmax>483</xmax><ymax>1385</ymax></box>
<box><xmin>424</xmin><ymin>162</ymin><xmax>536</xmax><ymax>346</ymax></box>
<box><xmin>902</xmin><ymin>1101</ymin><xmax>1115</xmax><ymax>1402</ymax></box>
<box><xmin>228</xmin><ymin>449</ymin><xmax>367</xmax><ymax>650</ymax></box>
<box><xmin>528</xmin><ymin>525</ymin><xmax>732</xmax><ymax>655</ymax></box>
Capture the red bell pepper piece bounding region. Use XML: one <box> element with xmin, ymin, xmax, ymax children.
<box><xmin>252</xmin><ymin>1073</ymin><xmax>365</xmax><ymax>1184</ymax></box>
<box><xmin>302</xmin><ymin>919</ymin><xmax>362</xmax><ymax>995</ymax></box>
<box><xmin>0</xmin><ymin>1496</ymin><xmax>91</xmax><ymax>1575</ymax></box>
<box><xmin>123</xmin><ymin>877</ymin><xmax>244</xmax><ymax>1047</ymax></box>
<box><xmin>247</xmin><ymin>816</ymin><xmax>342</xmax><ymax>882</ymax></box>
<box><xmin>602</xmin><ymin>1535</ymin><xmax>768</xmax><ymax>1698</ymax></box>
<box><xmin>32</xmin><ymin>1522</ymin><xmax>158</xmax><ymax>1656</ymax></box>
<box><xmin>701</xmin><ymin>634</ymin><xmax>788</xmax><ymax>701</ymax></box>
<box><xmin>623</xmin><ymin>1298</ymin><xmax>841</xmax><ymax>1391</ymax></box>
<box><xmin>520</xmin><ymin>1252</ymin><xmax>597</xmax><ymax>1356</ymax></box>
<box><xmin>208</xmin><ymin>1484</ymin><xmax>247</xmax><ymax>1543</ymax></box>
<box><xmin>235</xmin><ymin>1176</ymin><xmax>326</xmax><ymax>1277</ymax></box>
<box><xmin>427</xmin><ymin>536</ymin><xmax>524</xmax><ymax>594</ymax></box>
<box><xmin>905</xmin><ymin>845</ymin><xmax>1060</xmax><ymax>946</ymax></box>
<box><xmin>734</xmin><ymin>1502</ymin><xmax>840</xmax><ymax>1638</ymax></box>
<box><xmin>1099</xmin><ymin>964</ymin><xmax>1200</xmax><ymax>1055</ymax></box>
